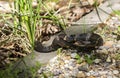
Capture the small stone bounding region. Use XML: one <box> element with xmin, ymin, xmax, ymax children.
<box><xmin>107</xmin><ymin>75</ymin><xmax>113</xmax><ymax>78</ymax></box>
<box><xmin>86</xmin><ymin>76</ymin><xmax>95</xmax><ymax>78</ymax></box>
<box><xmin>78</xmin><ymin>63</ymin><xmax>89</xmax><ymax>71</ymax></box>
<box><xmin>60</xmin><ymin>62</ymin><xmax>65</xmax><ymax>66</ymax></box>
<box><xmin>70</xmin><ymin>53</ymin><xmax>78</xmax><ymax>58</ymax></box>
<box><xmin>113</xmin><ymin>70</ymin><xmax>119</xmax><ymax>75</ymax></box>
<box><xmin>64</xmin><ymin>64</ymin><xmax>69</xmax><ymax>68</ymax></box>
<box><xmin>77</xmin><ymin>71</ymin><xmax>86</xmax><ymax>78</ymax></box>
<box><xmin>68</xmin><ymin>59</ymin><xmax>76</xmax><ymax>67</ymax></box>
<box><xmin>99</xmin><ymin>48</ymin><xmax>109</xmax><ymax>54</ymax></box>
<box><xmin>64</xmin><ymin>60</ymin><xmax>69</xmax><ymax>64</ymax></box>
<box><xmin>53</xmin><ymin>69</ymin><xmax>62</xmax><ymax>76</ymax></box>
<box><xmin>91</xmin><ymin>72</ymin><xmax>99</xmax><ymax>76</ymax></box>
<box><xmin>54</xmin><ymin>76</ymin><xmax>59</xmax><ymax>78</ymax></box>
<box><xmin>94</xmin><ymin>59</ymin><xmax>101</xmax><ymax>64</ymax></box>
<box><xmin>98</xmin><ymin>71</ymin><xmax>108</xmax><ymax>75</ymax></box>
<box><xmin>59</xmin><ymin>74</ymin><xmax>64</xmax><ymax>78</ymax></box>
<box><xmin>65</xmin><ymin>51</ymin><xmax>71</xmax><ymax>56</ymax></box>
<box><xmin>86</xmin><ymin>72</ymin><xmax>91</xmax><ymax>76</ymax></box>
<box><xmin>63</xmin><ymin>56</ymin><xmax>71</xmax><ymax>60</ymax></box>
<box><xmin>116</xmin><ymin>44</ymin><xmax>120</xmax><ymax>48</ymax></box>
<box><xmin>89</xmin><ymin>70</ymin><xmax>96</xmax><ymax>76</ymax></box>
<box><xmin>103</xmin><ymin>41</ymin><xmax>114</xmax><ymax>48</ymax></box>
<box><xmin>64</xmin><ymin>73</ymin><xmax>71</xmax><ymax>78</ymax></box>
<box><xmin>106</xmin><ymin>56</ymin><xmax>112</xmax><ymax>63</ymax></box>
<box><xmin>107</xmin><ymin>71</ymin><xmax>112</xmax><ymax>75</ymax></box>
<box><xmin>100</xmin><ymin>75</ymin><xmax>107</xmax><ymax>78</ymax></box>
<box><xmin>116</xmin><ymin>61</ymin><xmax>120</xmax><ymax>69</ymax></box>
<box><xmin>72</xmin><ymin>68</ymin><xmax>79</xmax><ymax>77</ymax></box>
<box><xmin>113</xmin><ymin>76</ymin><xmax>118</xmax><ymax>78</ymax></box>
<box><xmin>68</xmin><ymin>66</ymin><xmax>74</xmax><ymax>70</ymax></box>
<box><xmin>108</xmin><ymin>48</ymin><xmax>115</xmax><ymax>52</ymax></box>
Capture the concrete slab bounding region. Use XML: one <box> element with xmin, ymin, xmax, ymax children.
<box><xmin>76</xmin><ymin>0</ymin><xmax>120</xmax><ymax>23</ymax></box>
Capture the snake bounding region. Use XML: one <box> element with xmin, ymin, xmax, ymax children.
<box><xmin>34</xmin><ymin>24</ymin><xmax>103</xmax><ymax>52</ymax></box>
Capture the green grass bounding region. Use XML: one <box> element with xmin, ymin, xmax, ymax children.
<box><xmin>11</xmin><ymin>0</ymin><xmax>66</xmax><ymax>52</ymax></box>
<box><xmin>13</xmin><ymin>0</ymin><xmax>42</xmax><ymax>51</ymax></box>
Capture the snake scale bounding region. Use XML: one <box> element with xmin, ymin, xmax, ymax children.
<box><xmin>34</xmin><ymin>24</ymin><xmax>103</xmax><ymax>52</ymax></box>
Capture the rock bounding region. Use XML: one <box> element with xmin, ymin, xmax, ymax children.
<box><xmin>77</xmin><ymin>71</ymin><xmax>86</xmax><ymax>78</ymax></box>
<box><xmin>37</xmin><ymin>67</ymin><xmax>46</xmax><ymax>74</ymax></box>
<box><xmin>99</xmin><ymin>48</ymin><xmax>109</xmax><ymax>54</ymax></box>
<box><xmin>68</xmin><ymin>59</ymin><xmax>76</xmax><ymax>66</ymax></box>
<box><xmin>89</xmin><ymin>70</ymin><xmax>99</xmax><ymax>77</ymax></box>
<box><xmin>91</xmin><ymin>71</ymin><xmax>99</xmax><ymax>77</ymax></box>
<box><xmin>115</xmin><ymin>44</ymin><xmax>120</xmax><ymax>48</ymax></box>
<box><xmin>106</xmin><ymin>56</ymin><xmax>112</xmax><ymax>63</ymax></box>
<box><xmin>64</xmin><ymin>73</ymin><xmax>71</xmax><ymax>78</ymax></box>
<box><xmin>98</xmin><ymin>71</ymin><xmax>108</xmax><ymax>75</ymax></box>
<box><xmin>112</xmin><ymin>76</ymin><xmax>118</xmax><ymax>78</ymax></box>
<box><xmin>113</xmin><ymin>70</ymin><xmax>119</xmax><ymax>75</ymax></box>
<box><xmin>103</xmin><ymin>41</ymin><xmax>114</xmax><ymax>48</ymax></box>
<box><xmin>72</xmin><ymin>68</ymin><xmax>79</xmax><ymax>77</ymax></box>
<box><xmin>63</xmin><ymin>56</ymin><xmax>71</xmax><ymax>60</ymax></box>
<box><xmin>116</xmin><ymin>61</ymin><xmax>120</xmax><ymax>69</ymax></box>
<box><xmin>108</xmin><ymin>48</ymin><xmax>116</xmax><ymax>52</ymax></box>
<box><xmin>86</xmin><ymin>72</ymin><xmax>91</xmax><ymax>76</ymax></box>
<box><xmin>78</xmin><ymin>63</ymin><xmax>89</xmax><ymax>71</ymax></box>
<box><xmin>94</xmin><ymin>59</ymin><xmax>101</xmax><ymax>64</ymax></box>
<box><xmin>52</xmin><ymin>69</ymin><xmax>62</xmax><ymax>76</ymax></box>
<box><xmin>106</xmin><ymin>75</ymin><xmax>113</xmax><ymax>78</ymax></box>
<box><xmin>86</xmin><ymin>76</ymin><xmax>95</xmax><ymax>78</ymax></box>
<box><xmin>64</xmin><ymin>60</ymin><xmax>69</xmax><ymax>64</ymax></box>
<box><xmin>107</xmin><ymin>71</ymin><xmax>113</xmax><ymax>75</ymax></box>
<box><xmin>70</xmin><ymin>53</ymin><xmax>78</xmax><ymax>58</ymax></box>
<box><xmin>59</xmin><ymin>74</ymin><xmax>64</xmax><ymax>78</ymax></box>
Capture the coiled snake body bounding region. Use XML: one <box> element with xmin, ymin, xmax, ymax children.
<box><xmin>34</xmin><ymin>25</ymin><xmax>103</xmax><ymax>52</ymax></box>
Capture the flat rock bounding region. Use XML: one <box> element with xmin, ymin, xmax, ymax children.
<box><xmin>14</xmin><ymin>51</ymin><xmax>57</xmax><ymax>69</ymax></box>
<box><xmin>76</xmin><ymin>0</ymin><xmax>120</xmax><ymax>24</ymax></box>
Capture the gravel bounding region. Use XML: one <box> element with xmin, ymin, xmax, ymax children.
<box><xmin>37</xmin><ymin>50</ymin><xmax>120</xmax><ymax>78</ymax></box>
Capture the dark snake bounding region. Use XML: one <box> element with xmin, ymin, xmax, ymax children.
<box><xmin>34</xmin><ymin>24</ymin><xmax>103</xmax><ymax>52</ymax></box>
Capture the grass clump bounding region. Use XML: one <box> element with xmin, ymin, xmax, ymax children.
<box><xmin>13</xmin><ymin>0</ymin><xmax>42</xmax><ymax>51</ymax></box>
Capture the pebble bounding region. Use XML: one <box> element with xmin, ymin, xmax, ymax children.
<box><xmin>71</xmin><ymin>68</ymin><xmax>79</xmax><ymax>77</ymax></box>
<box><xmin>91</xmin><ymin>71</ymin><xmax>99</xmax><ymax>76</ymax></box>
<box><xmin>107</xmin><ymin>76</ymin><xmax>113</xmax><ymax>78</ymax></box>
<box><xmin>77</xmin><ymin>71</ymin><xmax>86</xmax><ymax>78</ymax></box>
<box><xmin>98</xmin><ymin>70</ymin><xmax>108</xmax><ymax>75</ymax></box>
<box><xmin>78</xmin><ymin>63</ymin><xmax>89</xmax><ymax>71</ymax></box>
<box><xmin>115</xmin><ymin>44</ymin><xmax>120</xmax><ymax>48</ymax></box>
<box><xmin>107</xmin><ymin>71</ymin><xmax>113</xmax><ymax>75</ymax></box>
<box><xmin>59</xmin><ymin>74</ymin><xmax>64</xmax><ymax>78</ymax></box>
<box><xmin>86</xmin><ymin>72</ymin><xmax>91</xmax><ymax>76</ymax></box>
<box><xmin>113</xmin><ymin>70</ymin><xmax>119</xmax><ymax>75</ymax></box>
<box><xmin>94</xmin><ymin>59</ymin><xmax>101</xmax><ymax>64</ymax></box>
<box><xmin>70</xmin><ymin>53</ymin><xmax>78</xmax><ymax>58</ymax></box>
<box><xmin>103</xmin><ymin>41</ymin><xmax>114</xmax><ymax>48</ymax></box>
<box><xmin>64</xmin><ymin>60</ymin><xmax>69</xmax><ymax>64</ymax></box>
<box><xmin>86</xmin><ymin>76</ymin><xmax>95</xmax><ymax>78</ymax></box>
<box><xmin>106</xmin><ymin>56</ymin><xmax>112</xmax><ymax>63</ymax></box>
<box><xmin>98</xmin><ymin>48</ymin><xmax>109</xmax><ymax>54</ymax></box>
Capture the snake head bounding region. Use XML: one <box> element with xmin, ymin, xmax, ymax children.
<box><xmin>73</xmin><ymin>33</ymin><xmax>103</xmax><ymax>48</ymax></box>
